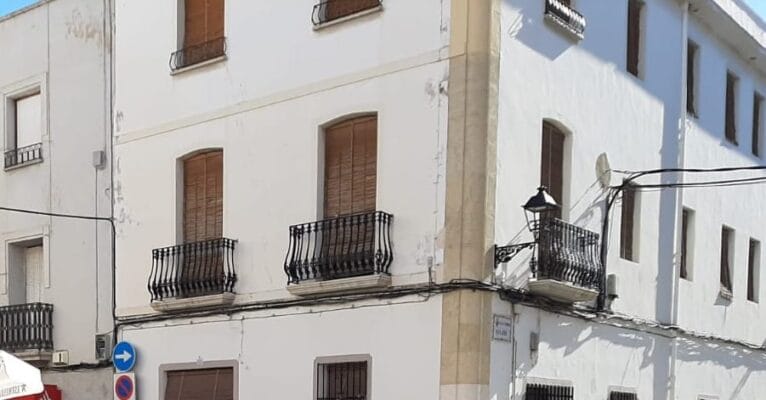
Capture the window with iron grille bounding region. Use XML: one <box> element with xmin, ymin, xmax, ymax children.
<box><xmin>610</xmin><ymin>391</ymin><xmax>638</xmax><ymax>400</ymax></box>
<box><xmin>525</xmin><ymin>383</ymin><xmax>574</xmax><ymax>400</ymax></box>
<box><xmin>316</xmin><ymin>360</ymin><xmax>369</xmax><ymax>400</ymax></box>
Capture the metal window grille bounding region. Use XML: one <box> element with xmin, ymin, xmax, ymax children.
<box><xmin>316</xmin><ymin>361</ymin><xmax>368</xmax><ymax>400</ymax></box>
<box><xmin>525</xmin><ymin>383</ymin><xmax>574</xmax><ymax>400</ymax></box>
<box><xmin>610</xmin><ymin>391</ymin><xmax>638</xmax><ymax>400</ymax></box>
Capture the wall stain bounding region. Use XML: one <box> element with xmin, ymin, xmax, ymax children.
<box><xmin>65</xmin><ymin>8</ymin><xmax>102</xmax><ymax>46</ymax></box>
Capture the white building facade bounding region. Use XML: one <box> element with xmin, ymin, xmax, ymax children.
<box><xmin>113</xmin><ymin>0</ymin><xmax>766</xmax><ymax>400</ymax></box>
<box><xmin>0</xmin><ymin>0</ymin><xmax>114</xmax><ymax>398</ymax></box>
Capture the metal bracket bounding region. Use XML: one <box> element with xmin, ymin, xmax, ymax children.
<box><xmin>494</xmin><ymin>242</ymin><xmax>536</xmax><ymax>267</ymax></box>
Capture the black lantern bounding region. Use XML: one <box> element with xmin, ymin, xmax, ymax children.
<box><xmin>494</xmin><ymin>186</ymin><xmax>560</xmax><ymax>267</ymax></box>
<box><xmin>522</xmin><ymin>186</ymin><xmax>560</xmax><ymax>239</ymax></box>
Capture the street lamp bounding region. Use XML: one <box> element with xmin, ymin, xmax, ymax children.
<box><xmin>494</xmin><ymin>186</ymin><xmax>560</xmax><ymax>267</ymax></box>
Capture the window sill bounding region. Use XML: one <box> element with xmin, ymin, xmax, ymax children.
<box><xmin>313</xmin><ymin>5</ymin><xmax>383</xmax><ymax>31</ymax></box>
<box><xmin>150</xmin><ymin>292</ymin><xmax>235</xmax><ymax>312</ymax></box>
<box><xmin>4</xmin><ymin>158</ymin><xmax>43</xmax><ymax>172</ymax></box>
<box><xmin>170</xmin><ymin>55</ymin><xmax>227</xmax><ymax>76</ymax></box>
<box><xmin>287</xmin><ymin>274</ymin><xmax>391</xmax><ymax>296</ymax></box>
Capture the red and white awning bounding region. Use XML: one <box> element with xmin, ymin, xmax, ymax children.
<box><xmin>0</xmin><ymin>351</ymin><xmax>44</xmax><ymax>400</ymax></box>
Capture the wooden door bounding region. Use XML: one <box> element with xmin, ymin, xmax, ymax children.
<box><xmin>182</xmin><ymin>151</ymin><xmax>223</xmax><ymax>294</ymax></box>
<box><xmin>541</xmin><ymin>122</ymin><xmax>564</xmax><ymax>220</ymax></box>
<box><xmin>322</xmin><ymin>116</ymin><xmax>377</xmax><ymax>278</ymax></box>
<box><xmin>325</xmin><ymin>0</ymin><xmax>380</xmax><ymax>22</ymax></box>
<box><xmin>24</xmin><ymin>246</ymin><xmax>43</xmax><ymax>304</ymax></box>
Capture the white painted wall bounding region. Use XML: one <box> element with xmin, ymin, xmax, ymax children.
<box><xmin>114</xmin><ymin>0</ymin><xmax>450</xmax><ymax>315</ymax></box>
<box><xmin>493</xmin><ymin>0</ymin><xmax>766</xmax><ymax>398</ymax></box>
<box><xmin>0</xmin><ymin>0</ymin><xmax>112</xmax><ymax>372</ymax></box>
<box><xmin>121</xmin><ymin>297</ymin><xmax>442</xmax><ymax>400</ymax></box>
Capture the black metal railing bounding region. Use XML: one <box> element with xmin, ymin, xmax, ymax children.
<box><xmin>4</xmin><ymin>143</ymin><xmax>42</xmax><ymax>169</ymax></box>
<box><xmin>148</xmin><ymin>238</ymin><xmax>237</xmax><ymax>301</ymax></box>
<box><xmin>169</xmin><ymin>37</ymin><xmax>227</xmax><ymax>71</ymax></box>
<box><xmin>525</xmin><ymin>383</ymin><xmax>574</xmax><ymax>400</ymax></box>
<box><xmin>531</xmin><ymin>218</ymin><xmax>602</xmax><ymax>290</ymax></box>
<box><xmin>544</xmin><ymin>0</ymin><xmax>586</xmax><ymax>38</ymax></box>
<box><xmin>0</xmin><ymin>303</ymin><xmax>53</xmax><ymax>353</ymax></box>
<box><xmin>312</xmin><ymin>0</ymin><xmax>382</xmax><ymax>25</ymax></box>
<box><xmin>316</xmin><ymin>361</ymin><xmax>368</xmax><ymax>400</ymax></box>
<box><xmin>285</xmin><ymin>211</ymin><xmax>393</xmax><ymax>284</ymax></box>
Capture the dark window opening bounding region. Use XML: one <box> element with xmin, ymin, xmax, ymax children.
<box><xmin>626</xmin><ymin>0</ymin><xmax>643</xmax><ymax>77</ymax></box>
<box><xmin>316</xmin><ymin>361</ymin><xmax>368</xmax><ymax>400</ymax></box>
<box><xmin>725</xmin><ymin>72</ymin><xmax>738</xmax><ymax>144</ymax></box>
<box><xmin>525</xmin><ymin>383</ymin><xmax>574</xmax><ymax>400</ymax></box>
<box><xmin>721</xmin><ymin>226</ymin><xmax>734</xmax><ymax>295</ymax></box>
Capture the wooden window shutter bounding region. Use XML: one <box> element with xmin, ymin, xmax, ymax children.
<box><xmin>721</xmin><ymin>227</ymin><xmax>733</xmax><ymax>292</ymax></box>
<box><xmin>325</xmin><ymin>0</ymin><xmax>380</xmax><ymax>22</ymax></box>
<box><xmin>748</xmin><ymin>239</ymin><xmax>758</xmax><ymax>302</ymax></box>
<box><xmin>687</xmin><ymin>42</ymin><xmax>697</xmax><ymax>116</ymax></box>
<box><xmin>620</xmin><ymin>183</ymin><xmax>636</xmax><ymax>261</ymax></box>
<box><xmin>753</xmin><ymin>94</ymin><xmax>762</xmax><ymax>156</ymax></box>
<box><xmin>626</xmin><ymin>0</ymin><xmax>642</xmax><ymax>77</ymax></box>
<box><xmin>184</xmin><ymin>0</ymin><xmax>224</xmax><ymax>48</ymax></box>
<box><xmin>540</xmin><ymin>122</ymin><xmax>565</xmax><ymax>219</ymax></box>
<box><xmin>725</xmin><ymin>72</ymin><xmax>738</xmax><ymax>143</ymax></box>
<box><xmin>165</xmin><ymin>368</ymin><xmax>234</xmax><ymax>400</ymax></box>
<box><xmin>183</xmin><ymin>151</ymin><xmax>223</xmax><ymax>243</ymax></box>
<box><xmin>324</xmin><ymin>116</ymin><xmax>377</xmax><ymax>218</ymax></box>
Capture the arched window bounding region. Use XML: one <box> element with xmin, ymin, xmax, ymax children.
<box><xmin>541</xmin><ymin>121</ymin><xmax>565</xmax><ymax>219</ymax></box>
<box><xmin>323</xmin><ymin>115</ymin><xmax>377</xmax><ymax>218</ymax></box>
<box><xmin>182</xmin><ymin>150</ymin><xmax>223</xmax><ymax>243</ymax></box>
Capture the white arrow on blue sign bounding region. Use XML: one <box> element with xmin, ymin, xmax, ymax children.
<box><xmin>112</xmin><ymin>341</ymin><xmax>137</xmax><ymax>373</ymax></box>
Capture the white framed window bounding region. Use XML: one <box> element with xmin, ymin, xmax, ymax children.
<box><xmin>314</xmin><ymin>354</ymin><xmax>371</xmax><ymax>400</ymax></box>
<box><xmin>1</xmin><ymin>75</ymin><xmax>47</xmax><ymax>169</ymax></box>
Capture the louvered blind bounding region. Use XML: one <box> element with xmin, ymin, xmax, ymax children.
<box><xmin>183</xmin><ymin>151</ymin><xmax>223</xmax><ymax>243</ymax></box>
<box><xmin>325</xmin><ymin>0</ymin><xmax>380</xmax><ymax>22</ymax></box>
<box><xmin>184</xmin><ymin>0</ymin><xmax>224</xmax><ymax>48</ymax></box>
<box><xmin>164</xmin><ymin>367</ymin><xmax>233</xmax><ymax>400</ymax></box>
<box><xmin>324</xmin><ymin>116</ymin><xmax>377</xmax><ymax>218</ymax></box>
<box><xmin>541</xmin><ymin>122</ymin><xmax>565</xmax><ymax>219</ymax></box>
<box><xmin>620</xmin><ymin>183</ymin><xmax>636</xmax><ymax>261</ymax></box>
<box><xmin>609</xmin><ymin>391</ymin><xmax>637</xmax><ymax>400</ymax></box>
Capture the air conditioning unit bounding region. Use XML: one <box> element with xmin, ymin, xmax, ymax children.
<box><xmin>51</xmin><ymin>350</ymin><xmax>69</xmax><ymax>366</ymax></box>
<box><xmin>95</xmin><ymin>333</ymin><xmax>113</xmax><ymax>362</ymax></box>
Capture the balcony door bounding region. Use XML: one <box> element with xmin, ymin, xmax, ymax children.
<box><xmin>322</xmin><ymin>116</ymin><xmax>377</xmax><ymax>278</ymax></box>
<box><xmin>541</xmin><ymin>121</ymin><xmax>565</xmax><ymax>220</ymax></box>
<box><xmin>181</xmin><ymin>150</ymin><xmax>223</xmax><ymax>295</ymax></box>
<box><xmin>24</xmin><ymin>246</ymin><xmax>42</xmax><ymax>304</ymax></box>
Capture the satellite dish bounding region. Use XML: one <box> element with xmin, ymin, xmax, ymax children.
<box><xmin>595</xmin><ymin>153</ymin><xmax>612</xmax><ymax>188</ymax></box>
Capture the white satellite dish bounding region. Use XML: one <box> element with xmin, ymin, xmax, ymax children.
<box><xmin>595</xmin><ymin>153</ymin><xmax>612</xmax><ymax>189</ymax></box>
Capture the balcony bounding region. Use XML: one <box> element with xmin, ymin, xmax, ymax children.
<box><xmin>312</xmin><ymin>0</ymin><xmax>382</xmax><ymax>26</ymax></box>
<box><xmin>0</xmin><ymin>303</ymin><xmax>53</xmax><ymax>365</ymax></box>
<box><xmin>544</xmin><ymin>0</ymin><xmax>586</xmax><ymax>39</ymax></box>
<box><xmin>285</xmin><ymin>211</ymin><xmax>393</xmax><ymax>295</ymax></box>
<box><xmin>4</xmin><ymin>143</ymin><xmax>43</xmax><ymax>170</ymax></box>
<box><xmin>528</xmin><ymin>218</ymin><xmax>602</xmax><ymax>303</ymax></box>
<box><xmin>169</xmin><ymin>37</ymin><xmax>227</xmax><ymax>72</ymax></box>
<box><xmin>148</xmin><ymin>238</ymin><xmax>237</xmax><ymax>311</ymax></box>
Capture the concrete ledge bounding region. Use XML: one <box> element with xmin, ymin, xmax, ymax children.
<box><xmin>14</xmin><ymin>349</ymin><xmax>52</xmax><ymax>367</ymax></box>
<box><xmin>313</xmin><ymin>6</ymin><xmax>383</xmax><ymax>31</ymax></box>
<box><xmin>287</xmin><ymin>274</ymin><xmax>391</xmax><ymax>296</ymax></box>
<box><xmin>4</xmin><ymin>158</ymin><xmax>43</xmax><ymax>172</ymax></box>
<box><xmin>528</xmin><ymin>278</ymin><xmax>599</xmax><ymax>303</ymax></box>
<box><xmin>150</xmin><ymin>292</ymin><xmax>235</xmax><ymax>312</ymax></box>
<box><xmin>170</xmin><ymin>55</ymin><xmax>227</xmax><ymax>76</ymax></box>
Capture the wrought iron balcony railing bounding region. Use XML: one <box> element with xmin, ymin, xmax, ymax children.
<box><xmin>169</xmin><ymin>37</ymin><xmax>227</xmax><ymax>71</ymax></box>
<box><xmin>148</xmin><ymin>238</ymin><xmax>237</xmax><ymax>301</ymax></box>
<box><xmin>285</xmin><ymin>211</ymin><xmax>393</xmax><ymax>284</ymax></box>
<box><xmin>4</xmin><ymin>143</ymin><xmax>42</xmax><ymax>169</ymax></box>
<box><xmin>531</xmin><ymin>218</ymin><xmax>602</xmax><ymax>290</ymax></box>
<box><xmin>544</xmin><ymin>0</ymin><xmax>586</xmax><ymax>38</ymax></box>
<box><xmin>312</xmin><ymin>0</ymin><xmax>382</xmax><ymax>26</ymax></box>
<box><xmin>0</xmin><ymin>303</ymin><xmax>53</xmax><ymax>353</ymax></box>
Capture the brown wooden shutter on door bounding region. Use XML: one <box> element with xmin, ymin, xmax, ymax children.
<box><xmin>753</xmin><ymin>94</ymin><xmax>762</xmax><ymax>156</ymax></box>
<box><xmin>183</xmin><ymin>151</ymin><xmax>223</xmax><ymax>243</ymax></box>
<box><xmin>721</xmin><ymin>227</ymin><xmax>733</xmax><ymax>292</ymax></box>
<box><xmin>626</xmin><ymin>0</ymin><xmax>642</xmax><ymax>77</ymax></box>
<box><xmin>325</xmin><ymin>0</ymin><xmax>380</xmax><ymax>22</ymax></box>
<box><xmin>687</xmin><ymin>42</ymin><xmax>697</xmax><ymax>116</ymax></box>
<box><xmin>541</xmin><ymin>122</ymin><xmax>564</xmax><ymax>219</ymax></box>
<box><xmin>324</xmin><ymin>116</ymin><xmax>377</xmax><ymax>218</ymax></box>
<box><xmin>184</xmin><ymin>0</ymin><xmax>224</xmax><ymax>47</ymax></box>
<box><xmin>680</xmin><ymin>209</ymin><xmax>689</xmax><ymax>279</ymax></box>
<box><xmin>725</xmin><ymin>72</ymin><xmax>738</xmax><ymax>143</ymax></box>
<box><xmin>620</xmin><ymin>183</ymin><xmax>636</xmax><ymax>261</ymax></box>
<box><xmin>748</xmin><ymin>239</ymin><xmax>758</xmax><ymax>301</ymax></box>
<box><xmin>165</xmin><ymin>368</ymin><xmax>234</xmax><ymax>400</ymax></box>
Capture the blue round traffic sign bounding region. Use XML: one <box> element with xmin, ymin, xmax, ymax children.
<box><xmin>115</xmin><ymin>375</ymin><xmax>134</xmax><ymax>400</ymax></box>
<box><xmin>113</xmin><ymin>341</ymin><xmax>137</xmax><ymax>372</ymax></box>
